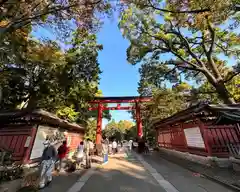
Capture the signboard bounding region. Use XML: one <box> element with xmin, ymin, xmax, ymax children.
<box><xmin>183</xmin><ymin>127</ymin><xmax>206</xmax><ymax>149</ymax></box>
<box><xmin>30</xmin><ymin>125</ymin><xmax>66</xmax><ymax>160</ymax></box>
<box><xmin>24</xmin><ymin>136</ymin><xmax>32</xmax><ymax>148</ymax></box>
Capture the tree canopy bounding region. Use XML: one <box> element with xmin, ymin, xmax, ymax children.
<box><xmin>0</xmin><ymin>29</ymin><xmax>103</xmax><ymax>124</ymax></box>
<box><xmin>0</xmin><ymin>0</ymin><xmax>112</xmax><ymax>73</ymax></box>
<box><xmin>123</xmin><ymin>0</ymin><xmax>240</xmax><ymax>26</ymax></box>
<box><xmin>0</xmin><ymin>0</ymin><xmax>111</xmax><ymax>35</ymax></box>
<box><xmin>119</xmin><ymin>1</ymin><xmax>240</xmax><ymax>104</ymax></box>
<box><xmin>102</xmin><ymin>119</ymin><xmax>135</xmax><ymax>141</ymax></box>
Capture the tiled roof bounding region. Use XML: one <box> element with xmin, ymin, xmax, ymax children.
<box><xmin>0</xmin><ymin>109</ymin><xmax>84</xmax><ymax>132</ymax></box>
<box><xmin>151</xmin><ymin>103</ymin><xmax>240</xmax><ymax>128</ymax></box>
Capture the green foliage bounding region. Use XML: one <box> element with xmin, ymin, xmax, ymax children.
<box><xmin>102</xmin><ymin>119</ymin><xmax>135</xmax><ymax>141</ymax></box>
<box><xmin>124</xmin><ymin>126</ymin><xmax>137</xmax><ymax>141</ymax></box>
<box><xmin>56</xmin><ymin>105</ymin><xmax>79</xmax><ymax>122</ymax></box>
<box><xmin>134</xmin><ymin>74</ymin><xmax>189</xmax><ymax>140</ymax></box>
<box><xmin>141</xmin><ymin>87</ymin><xmax>188</xmax><ymax>121</ymax></box>
<box><xmin>0</xmin><ymin>0</ymin><xmax>112</xmax><ymax>73</ymax></box>
<box><xmin>126</xmin><ymin>0</ymin><xmax>240</xmax><ymax>27</ymax></box>
<box><xmin>192</xmin><ymin>75</ymin><xmax>240</xmax><ymax>103</ymax></box>
<box><xmin>0</xmin><ymin>0</ymin><xmax>111</xmax><ymax>36</ymax></box>
<box><xmin>119</xmin><ymin>3</ymin><xmax>240</xmax><ymax>104</ymax></box>
<box><xmin>0</xmin><ymin>29</ymin><xmax>102</xmax><ymax>123</ymax></box>
<box><xmin>84</xmin><ymin>119</ymin><xmax>97</xmax><ymax>141</ymax></box>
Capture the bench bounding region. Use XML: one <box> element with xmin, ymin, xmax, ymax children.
<box><xmin>227</xmin><ymin>143</ymin><xmax>240</xmax><ymax>171</ymax></box>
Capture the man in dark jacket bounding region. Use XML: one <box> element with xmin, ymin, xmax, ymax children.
<box><xmin>39</xmin><ymin>139</ymin><xmax>57</xmax><ymax>189</ymax></box>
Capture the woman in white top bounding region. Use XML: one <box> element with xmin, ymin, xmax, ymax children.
<box><xmin>75</xmin><ymin>141</ymin><xmax>84</xmax><ymax>163</ymax></box>
<box><xmin>128</xmin><ymin>139</ymin><xmax>133</xmax><ymax>151</ymax></box>
<box><xmin>108</xmin><ymin>142</ymin><xmax>113</xmax><ymax>154</ymax></box>
<box><xmin>112</xmin><ymin>140</ymin><xmax>117</xmax><ymax>154</ymax></box>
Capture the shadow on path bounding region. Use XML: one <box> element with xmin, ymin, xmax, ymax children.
<box><xmin>79</xmin><ymin>166</ymin><xmax>165</xmax><ymax>192</ymax></box>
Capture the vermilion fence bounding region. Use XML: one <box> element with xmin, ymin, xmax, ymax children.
<box><xmin>157</xmin><ymin>124</ymin><xmax>240</xmax><ymax>157</ymax></box>
<box><xmin>206</xmin><ymin>125</ymin><xmax>240</xmax><ymax>157</ymax></box>
<box><xmin>0</xmin><ymin>125</ymin><xmax>34</xmax><ymax>161</ymax></box>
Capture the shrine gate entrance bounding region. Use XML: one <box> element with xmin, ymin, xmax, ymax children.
<box><xmin>88</xmin><ymin>96</ymin><xmax>151</xmax><ymax>144</ymax></box>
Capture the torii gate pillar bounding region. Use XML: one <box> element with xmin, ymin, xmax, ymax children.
<box><xmin>135</xmin><ymin>102</ymin><xmax>143</xmax><ymax>138</ymax></box>
<box><xmin>96</xmin><ymin>103</ymin><xmax>103</xmax><ymax>144</ymax></box>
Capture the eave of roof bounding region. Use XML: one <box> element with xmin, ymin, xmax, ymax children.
<box><xmin>150</xmin><ymin>103</ymin><xmax>240</xmax><ymax>129</ymax></box>
<box><xmin>0</xmin><ymin>109</ymin><xmax>85</xmax><ymax>132</ymax></box>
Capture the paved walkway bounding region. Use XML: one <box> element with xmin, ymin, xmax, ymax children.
<box><xmin>9</xmin><ymin>148</ymin><xmax>237</xmax><ymax>192</ymax></box>
<box><xmin>142</xmin><ymin>152</ymin><xmax>235</xmax><ymax>192</ymax></box>
<box><xmin>77</xmin><ymin>152</ymin><xmax>166</xmax><ymax>192</ymax></box>
<box><xmin>64</xmin><ymin>149</ymin><xmax>236</xmax><ymax>192</ymax></box>
<box><xmin>155</xmin><ymin>150</ymin><xmax>240</xmax><ymax>189</ymax></box>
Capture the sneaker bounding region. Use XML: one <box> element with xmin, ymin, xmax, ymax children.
<box><xmin>39</xmin><ymin>184</ymin><xmax>45</xmax><ymax>189</ymax></box>
<box><xmin>46</xmin><ymin>180</ymin><xmax>52</xmax><ymax>186</ymax></box>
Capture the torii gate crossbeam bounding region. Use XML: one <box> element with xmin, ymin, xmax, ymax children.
<box><xmin>88</xmin><ymin>96</ymin><xmax>151</xmax><ymax>144</ymax></box>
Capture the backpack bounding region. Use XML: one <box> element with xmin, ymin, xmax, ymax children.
<box><xmin>42</xmin><ymin>146</ymin><xmax>56</xmax><ymax>160</ymax></box>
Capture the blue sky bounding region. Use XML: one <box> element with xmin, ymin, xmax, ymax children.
<box><xmin>32</xmin><ymin>16</ymin><xmax>139</xmax><ymax>128</ymax></box>
<box><xmin>97</xmin><ymin>18</ymin><xmax>139</xmax><ymax>127</ymax></box>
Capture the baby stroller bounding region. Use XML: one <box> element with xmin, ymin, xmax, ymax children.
<box><xmin>71</xmin><ymin>150</ymin><xmax>85</xmax><ymax>170</ymax></box>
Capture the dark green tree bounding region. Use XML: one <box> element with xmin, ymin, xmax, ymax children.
<box><xmin>0</xmin><ymin>29</ymin><xmax>103</xmax><ymax>125</ymax></box>
<box><xmin>119</xmin><ymin>3</ymin><xmax>240</xmax><ymax>104</ymax></box>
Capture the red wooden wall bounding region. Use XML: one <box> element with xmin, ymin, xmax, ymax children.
<box><xmin>157</xmin><ymin>121</ymin><xmax>240</xmax><ymax>157</ymax></box>
<box><xmin>67</xmin><ymin>132</ymin><xmax>84</xmax><ymax>152</ymax></box>
<box><xmin>0</xmin><ymin>124</ymin><xmax>84</xmax><ymax>164</ymax></box>
<box><xmin>0</xmin><ymin>125</ymin><xmax>34</xmax><ymax>162</ymax></box>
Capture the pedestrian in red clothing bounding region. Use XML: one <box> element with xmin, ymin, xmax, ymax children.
<box><xmin>57</xmin><ymin>140</ymin><xmax>69</xmax><ymax>172</ymax></box>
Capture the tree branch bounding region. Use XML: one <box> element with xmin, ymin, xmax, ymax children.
<box><xmin>173</xmin><ymin>28</ymin><xmax>205</xmax><ymax>67</ymax></box>
<box><xmin>206</xmin><ymin>18</ymin><xmax>215</xmax><ymax>56</ymax></box>
<box><xmin>140</xmin><ymin>21</ymin><xmax>206</xmax><ymax>75</ymax></box>
<box><xmin>193</xmin><ymin>90</ymin><xmax>217</xmax><ymax>94</ymax></box>
<box><xmin>146</xmin><ymin>0</ymin><xmax>210</xmax><ymax>14</ymax></box>
<box><xmin>224</xmin><ymin>72</ymin><xmax>240</xmax><ymax>83</ymax></box>
<box><xmin>204</xmin><ymin>18</ymin><xmax>222</xmax><ymax>80</ymax></box>
<box><xmin>165</xmin><ymin>60</ymin><xmax>203</xmax><ymax>72</ymax></box>
<box><xmin>2</xmin><ymin>0</ymin><xmax>102</xmax><ymax>33</ymax></box>
<box><xmin>201</xmin><ymin>31</ymin><xmax>208</xmax><ymax>55</ymax></box>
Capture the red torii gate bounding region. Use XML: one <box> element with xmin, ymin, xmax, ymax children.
<box><xmin>88</xmin><ymin>96</ymin><xmax>151</xmax><ymax>144</ymax></box>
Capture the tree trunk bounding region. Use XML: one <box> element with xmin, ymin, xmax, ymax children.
<box><xmin>203</xmin><ymin>70</ymin><xmax>236</xmax><ymax>104</ymax></box>
<box><xmin>213</xmin><ymin>80</ymin><xmax>236</xmax><ymax>104</ymax></box>
<box><xmin>25</xmin><ymin>94</ymin><xmax>37</xmax><ymax>110</ymax></box>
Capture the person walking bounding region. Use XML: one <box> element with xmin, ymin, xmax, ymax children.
<box><xmin>76</xmin><ymin>141</ymin><xmax>84</xmax><ymax>163</ymax></box>
<box><xmin>112</xmin><ymin>139</ymin><xmax>117</xmax><ymax>155</ymax></box>
<box><xmin>57</xmin><ymin>140</ymin><xmax>69</xmax><ymax>172</ymax></box>
<box><xmin>39</xmin><ymin>139</ymin><xmax>57</xmax><ymax>189</ymax></box>
<box><xmin>102</xmin><ymin>139</ymin><xmax>108</xmax><ymax>164</ymax></box>
<box><xmin>128</xmin><ymin>139</ymin><xmax>133</xmax><ymax>151</ymax></box>
<box><xmin>77</xmin><ymin>141</ymin><xmax>84</xmax><ymax>154</ymax></box>
<box><xmin>84</xmin><ymin>139</ymin><xmax>91</xmax><ymax>169</ymax></box>
<box><xmin>89</xmin><ymin>139</ymin><xmax>94</xmax><ymax>156</ymax></box>
<box><xmin>108</xmin><ymin>141</ymin><xmax>113</xmax><ymax>155</ymax></box>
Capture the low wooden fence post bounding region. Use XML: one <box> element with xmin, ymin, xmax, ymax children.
<box><xmin>199</xmin><ymin>121</ymin><xmax>212</xmax><ymax>156</ymax></box>
<box><xmin>181</xmin><ymin>122</ymin><xmax>188</xmax><ymax>151</ymax></box>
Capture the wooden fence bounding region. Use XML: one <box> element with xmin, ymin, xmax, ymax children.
<box><xmin>157</xmin><ymin>124</ymin><xmax>240</xmax><ymax>157</ymax></box>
